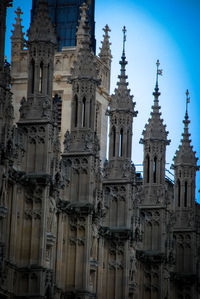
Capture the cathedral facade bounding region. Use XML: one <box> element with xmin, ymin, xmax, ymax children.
<box><xmin>0</xmin><ymin>1</ymin><xmax>200</xmax><ymax>298</ymax></box>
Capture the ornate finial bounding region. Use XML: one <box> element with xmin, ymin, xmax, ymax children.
<box><xmin>122</xmin><ymin>26</ymin><xmax>127</xmax><ymax>56</ymax></box>
<box><xmin>99</xmin><ymin>25</ymin><xmax>112</xmax><ymax>66</ymax></box>
<box><xmin>15</xmin><ymin>6</ymin><xmax>23</xmax><ymax>19</ymax></box>
<box><xmin>104</xmin><ymin>24</ymin><xmax>111</xmax><ymax>34</ymax></box>
<box><xmin>11</xmin><ymin>6</ymin><xmax>25</xmax><ymax>41</ymax></box>
<box><xmin>186</xmin><ymin>89</ymin><xmax>190</xmax><ymax>115</ymax></box>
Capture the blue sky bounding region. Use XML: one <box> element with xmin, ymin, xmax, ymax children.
<box><xmin>5</xmin><ymin>0</ymin><xmax>200</xmax><ymax>200</ymax></box>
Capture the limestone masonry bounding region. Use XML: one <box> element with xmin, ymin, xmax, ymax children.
<box><xmin>0</xmin><ymin>0</ymin><xmax>199</xmax><ymax>298</ymax></box>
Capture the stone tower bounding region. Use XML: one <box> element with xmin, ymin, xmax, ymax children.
<box><xmin>100</xmin><ymin>27</ymin><xmax>138</xmax><ymax>299</ymax></box>
<box><xmin>171</xmin><ymin>90</ymin><xmax>199</xmax><ymax>298</ymax></box>
<box><xmin>2</xmin><ymin>0</ymin><xmax>59</xmax><ymax>296</ymax></box>
<box><xmin>57</xmin><ymin>3</ymin><xmax>102</xmax><ymax>298</ymax></box>
<box><xmin>137</xmin><ymin>61</ymin><xmax>172</xmax><ymax>298</ymax></box>
<box><xmin>0</xmin><ymin>2</ymin><xmax>14</xmax><ymax>296</ymax></box>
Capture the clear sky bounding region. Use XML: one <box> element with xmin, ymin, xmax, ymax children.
<box><xmin>5</xmin><ymin>0</ymin><xmax>200</xmax><ymax>201</ymax></box>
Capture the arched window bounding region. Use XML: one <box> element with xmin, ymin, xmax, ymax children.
<box><xmin>146</xmin><ymin>155</ymin><xmax>150</xmax><ymax>183</ymax></box>
<box><xmin>74</xmin><ymin>95</ymin><xmax>78</xmax><ymax>127</ymax></box>
<box><xmin>82</xmin><ymin>97</ymin><xmax>86</xmax><ymax>127</ymax></box>
<box><xmin>112</xmin><ymin>127</ymin><xmax>116</xmax><ymax>157</ymax></box>
<box><xmin>184</xmin><ymin>181</ymin><xmax>188</xmax><ymax>207</ymax></box>
<box><xmin>177</xmin><ymin>179</ymin><xmax>181</xmax><ymax>207</ymax></box>
<box><xmin>153</xmin><ymin>156</ymin><xmax>157</xmax><ymax>183</ymax></box>
<box><xmin>31</xmin><ymin>59</ymin><xmax>35</xmax><ymax>94</ymax></box>
<box><xmin>119</xmin><ymin>128</ymin><xmax>123</xmax><ymax>157</ymax></box>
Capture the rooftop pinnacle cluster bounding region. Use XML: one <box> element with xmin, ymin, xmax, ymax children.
<box><xmin>0</xmin><ymin>1</ymin><xmax>199</xmax><ymax>299</ymax></box>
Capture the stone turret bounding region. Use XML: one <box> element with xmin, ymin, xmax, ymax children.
<box><xmin>140</xmin><ymin>60</ymin><xmax>170</xmax><ymax>188</ymax></box>
<box><xmin>60</xmin><ymin>4</ymin><xmax>102</xmax><ymax>297</ymax></box>
<box><xmin>99</xmin><ymin>24</ymin><xmax>112</xmax><ymax>68</ymax></box>
<box><xmin>105</xmin><ymin>26</ymin><xmax>137</xmax><ymax>181</ymax></box>
<box><xmin>101</xmin><ymin>27</ymin><xmax>138</xmax><ymax>299</ymax></box>
<box><xmin>171</xmin><ymin>90</ymin><xmax>199</xmax><ymax>298</ymax></box>
<box><xmin>18</xmin><ymin>0</ymin><xmax>56</xmax><ymax>123</ymax></box>
<box><xmin>173</xmin><ymin>90</ymin><xmax>199</xmax><ymax>209</ymax></box>
<box><xmin>66</xmin><ymin>2</ymin><xmax>100</xmax><ymax>153</ymax></box>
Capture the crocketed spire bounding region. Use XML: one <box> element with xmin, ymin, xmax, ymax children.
<box><xmin>111</xmin><ymin>26</ymin><xmax>137</xmax><ymax>114</ymax></box>
<box><xmin>141</xmin><ymin>60</ymin><xmax>170</xmax><ymax>144</ymax></box>
<box><xmin>27</xmin><ymin>0</ymin><xmax>56</xmax><ymax>44</ymax></box>
<box><xmin>99</xmin><ymin>24</ymin><xmax>112</xmax><ymax>67</ymax></box>
<box><xmin>76</xmin><ymin>2</ymin><xmax>90</xmax><ymax>49</ymax></box>
<box><xmin>11</xmin><ymin>7</ymin><xmax>25</xmax><ymax>42</ymax></box>
<box><xmin>174</xmin><ymin>90</ymin><xmax>198</xmax><ymax>167</ymax></box>
<box><xmin>71</xmin><ymin>2</ymin><xmax>99</xmax><ymax>82</ymax></box>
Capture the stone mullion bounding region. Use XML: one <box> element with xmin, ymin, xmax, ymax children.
<box><xmin>83</xmin><ymin>215</ymin><xmax>91</xmax><ymax>290</ymax></box>
<box><xmin>29</xmin><ymin>198</ymin><xmax>35</xmax><ymax>264</ymax></box>
<box><xmin>90</xmin><ymin>95</ymin><xmax>96</xmax><ymax>132</ymax></box>
<box><xmin>127</xmin><ymin>127</ymin><xmax>132</xmax><ymax>159</ymax></box>
<box><xmin>47</xmin><ymin>60</ymin><xmax>53</xmax><ymax>96</ymax></box>
<box><xmin>34</xmin><ymin>62</ymin><xmax>40</xmax><ymax>94</ymax></box>
<box><xmin>55</xmin><ymin>212</ymin><xmax>63</xmax><ymax>287</ymax></box>
<box><xmin>85</xmin><ymin>98</ymin><xmax>90</xmax><ymax>128</ymax></box>
<box><xmin>123</xmin><ymin>127</ymin><xmax>127</xmax><ymax>159</ymax></box>
<box><xmin>150</xmin><ymin>156</ymin><xmax>154</xmax><ymax>184</ymax></box>
<box><xmin>38</xmin><ymin>185</ymin><xmax>48</xmax><ymax>266</ymax></box>
<box><xmin>42</xmin><ymin>63</ymin><xmax>48</xmax><ymax>95</ymax></box>
<box><xmin>109</xmin><ymin>124</ymin><xmax>114</xmax><ymax>159</ymax></box>
<box><xmin>180</xmin><ymin>180</ymin><xmax>185</xmax><ymax>208</ymax></box>
<box><xmin>75</xmin><ymin>223</ymin><xmax>79</xmax><ymax>286</ymax></box>
<box><xmin>77</xmin><ymin>98</ymin><xmax>82</xmax><ymax>128</ymax></box>
<box><xmin>157</xmin><ymin>156</ymin><xmax>161</xmax><ymax>186</ymax></box>
<box><xmin>97</xmin><ymin>237</ymin><xmax>104</xmax><ymax>297</ymax></box>
<box><xmin>187</xmin><ymin>178</ymin><xmax>191</xmax><ymax>207</ymax></box>
<box><xmin>123</xmin><ymin>241</ymin><xmax>129</xmax><ymax>298</ymax></box>
<box><xmin>115</xmin><ymin>127</ymin><xmax>120</xmax><ymax>158</ymax></box>
<box><xmin>8</xmin><ymin>184</ymin><xmax>18</xmax><ymax>262</ymax></box>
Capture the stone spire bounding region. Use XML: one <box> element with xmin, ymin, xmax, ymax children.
<box><xmin>99</xmin><ymin>24</ymin><xmax>112</xmax><ymax>67</ymax></box>
<box><xmin>27</xmin><ymin>0</ymin><xmax>56</xmax><ymax>44</ymax></box>
<box><xmin>76</xmin><ymin>2</ymin><xmax>91</xmax><ymax>50</ymax></box>
<box><xmin>141</xmin><ymin>60</ymin><xmax>170</xmax><ymax>144</ymax></box>
<box><xmin>107</xmin><ymin>26</ymin><xmax>137</xmax><ymax>165</ymax></box>
<box><xmin>173</xmin><ymin>90</ymin><xmax>198</xmax><ymax>167</ymax></box>
<box><xmin>11</xmin><ymin>7</ymin><xmax>25</xmax><ymax>43</ymax></box>
<box><xmin>72</xmin><ymin>2</ymin><xmax>99</xmax><ymax>81</ymax></box>
<box><xmin>141</xmin><ymin>60</ymin><xmax>170</xmax><ymax>186</ymax></box>
<box><xmin>110</xmin><ymin>26</ymin><xmax>137</xmax><ymax>114</ymax></box>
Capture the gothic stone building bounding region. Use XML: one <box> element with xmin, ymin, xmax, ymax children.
<box><xmin>0</xmin><ymin>1</ymin><xmax>200</xmax><ymax>298</ymax></box>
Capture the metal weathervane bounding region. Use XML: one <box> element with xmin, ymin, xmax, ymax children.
<box><xmin>186</xmin><ymin>89</ymin><xmax>190</xmax><ymax>114</ymax></box>
<box><xmin>122</xmin><ymin>26</ymin><xmax>127</xmax><ymax>55</ymax></box>
<box><xmin>156</xmin><ymin>59</ymin><xmax>163</xmax><ymax>88</ymax></box>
